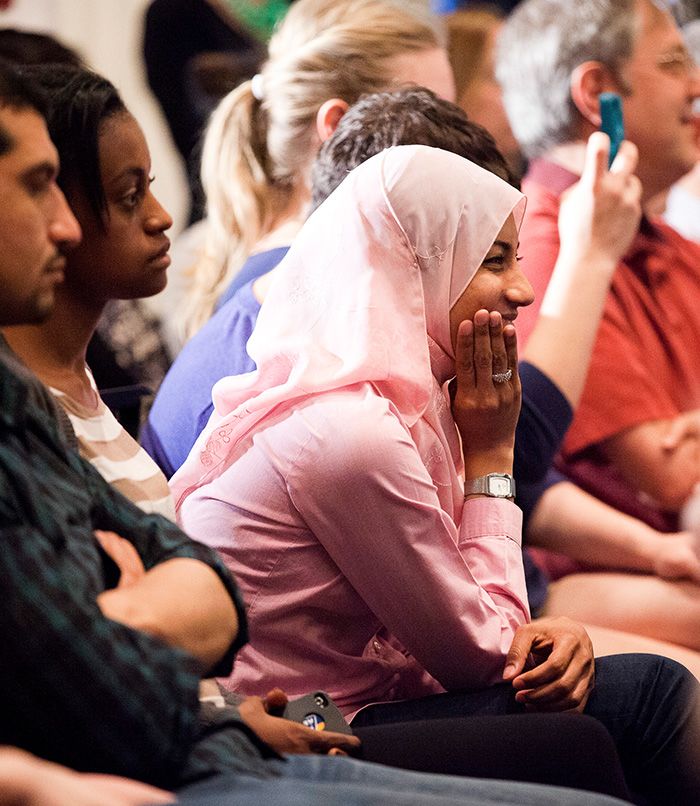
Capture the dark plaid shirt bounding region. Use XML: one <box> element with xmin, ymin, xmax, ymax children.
<box><xmin>0</xmin><ymin>341</ymin><xmax>274</xmax><ymax>789</ymax></box>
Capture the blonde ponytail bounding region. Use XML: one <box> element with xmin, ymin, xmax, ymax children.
<box><xmin>185</xmin><ymin>0</ymin><xmax>442</xmax><ymax>335</ymax></box>
<box><xmin>183</xmin><ymin>80</ymin><xmax>291</xmax><ymax>335</ymax></box>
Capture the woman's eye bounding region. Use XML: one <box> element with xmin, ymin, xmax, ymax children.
<box><xmin>121</xmin><ymin>189</ymin><xmax>141</xmax><ymax>209</ymax></box>
<box><xmin>484</xmin><ymin>254</ymin><xmax>506</xmax><ymax>269</ymax></box>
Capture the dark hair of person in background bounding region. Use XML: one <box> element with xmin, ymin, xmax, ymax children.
<box><xmin>0</xmin><ymin>28</ymin><xmax>84</xmax><ymax>68</ymax></box>
<box><xmin>144</xmin><ymin>0</ymin><xmax>280</xmax><ymax>223</ymax></box>
<box><xmin>0</xmin><ymin>30</ymin><xmax>81</xmax><ymax>177</ymax></box>
<box><xmin>309</xmin><ymin>86</ymin><xmax>517</xmax><ymax>212</ymax></box>
<box><xmin>23</xmin><ymin>65</ymin><xmax>126</xmax><ymax>227</ymax></box>
<box><xmin>0</xmin><ymin>57</ymin><xmax>47</xmax><ymax>155</ymax></box>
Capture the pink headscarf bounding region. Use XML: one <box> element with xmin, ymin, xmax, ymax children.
<box><xmin>171</xmin><ymin>145</ymin><xmax>525</xmax><ymax>517</ymax></box>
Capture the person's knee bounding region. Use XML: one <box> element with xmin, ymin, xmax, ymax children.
<box><xmin>596</xmin><ymin>651</ymin><xmax>688</xmax><ymax>679</ymax></box>
<box><xmin>594</xmin><ymin>653</ymin><xmax>698</xmax><ymax>717</ymax></box>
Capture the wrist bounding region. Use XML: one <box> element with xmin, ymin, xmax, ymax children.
<box><xmin>579</xmin><ymin>247</ymin><xmax>619</xmax><ymax>278</ymax></box>
<box><xmin>628</xmin><ymin>524</ymin><xmax>663</xmax><ymax>573</ymax></box>
<box><xmin>572</xmin><ymin>244</ymin><xmax>620</xmax><ymax>278</ymax></box>
<box><xmin>555</xmin><ymin>246</ymin><xmax>617</xmax><ymax>281</ymax></box>
<box><xmin>464</xmin><ymin>449</ymin><xmax>514</xmax><ymax>480</ymax></box>
<box><xmin>464</xmin><ymin>472</ymin><xmax>516</xmax><ymax>500</ymax></box>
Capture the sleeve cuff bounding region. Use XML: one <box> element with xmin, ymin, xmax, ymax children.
<box><xmin>461</xmin><ymin>497</ymin><xmax>523</xmax><ymax>547</ymax></box>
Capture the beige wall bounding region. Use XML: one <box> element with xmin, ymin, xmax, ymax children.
<box><xmin>0</xmin><ymin>0</ymin><xmax>189</xmax><ymax>236</ymax></box>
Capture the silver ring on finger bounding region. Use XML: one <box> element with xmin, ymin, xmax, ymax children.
<box><xmin>491</xmin><ymin>368</ymin><xmax>513</xmax><ymax>384</ymax></box>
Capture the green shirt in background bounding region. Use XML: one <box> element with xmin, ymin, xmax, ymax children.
<box><xmin>224</xmin><ymin>0</ymin><xmax>290</xmax><ymax>40</ymax></box>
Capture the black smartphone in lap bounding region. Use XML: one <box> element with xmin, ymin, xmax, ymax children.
<box><xmin>282</xmin><ymin>691</ymin><xmax>354</xmax><ymax>735</ymax></box>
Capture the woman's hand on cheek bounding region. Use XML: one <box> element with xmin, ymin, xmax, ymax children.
<box><xmin>452</xmin><ymin>309</ymin><xmax>520</xmax><ymax>478</ymax></box>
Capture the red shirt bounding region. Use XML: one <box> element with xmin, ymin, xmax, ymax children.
<box><xmin>519</xmin><ymin>159</ymin><xmax>700</xmax><ymax>528</ymax></box>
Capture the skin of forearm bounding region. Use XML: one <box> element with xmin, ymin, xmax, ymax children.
<box><xmin>97</xmin><ymin>558</ymin><xmax>239</xmax><ymax>672</ymax></box>
<box><xmin>603</xmin><ymin>426</ymin><xmax>700</xmax><ymax>512</ymax></box>
<box><xmin>523</xmin><ymin>250</ymin><xmax>617</xmax><ymax>409</ymax></box>
<box><xmin>0</xmin><ymin>748</ymin><xmax>42</xmax><ymax>806</ymax></box>
<box><xmin>526</xmin><ymin>481</ymin><xmax>661</xmax><ymax>572</ymax></box>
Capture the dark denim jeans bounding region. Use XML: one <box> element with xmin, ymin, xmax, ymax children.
<box><xmin>351</xmin><ymin>654</ymin><xmax>700</xmax><ymax>805</ymax></box>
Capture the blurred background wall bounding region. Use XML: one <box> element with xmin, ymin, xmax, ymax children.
<box><xmin>1</xmin><ymin>0</ymin><xmax>189</xmax><ymax>236</ymax></box>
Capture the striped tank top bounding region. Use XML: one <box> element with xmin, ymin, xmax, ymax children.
<box><xmin>50</xmin><ymin>371</ymin><xmax>175</xmax><ymax>521</ymax></box>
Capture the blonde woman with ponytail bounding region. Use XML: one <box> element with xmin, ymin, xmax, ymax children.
<box><xmin>144</xmin><ymin>0</ymin><xmax>454</xmax><ymax>476</ymax></box>
<box><xmin>185</xmin><ymin>0</ymin><xmax>453</xmax><ymax>335</ymax></box>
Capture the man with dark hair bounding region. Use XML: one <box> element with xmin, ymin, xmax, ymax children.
<box><xmin>0</xmin><ymin>62</ymin><xmax>257</xmax><ymax>789</ymax></box>
<box><xmin>0</xmin><ymin>58</ymin><xmax>76</xmax><ymax>324</ymax></box>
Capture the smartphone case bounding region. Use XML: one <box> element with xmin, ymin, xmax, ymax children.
<box><xmin>282</xmin><ymin>691</ymin><xmax>354</xmax><ymax>734</ymax></box>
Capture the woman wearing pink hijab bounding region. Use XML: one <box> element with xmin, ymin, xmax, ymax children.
<box><xmin>171</xmin><ymin>147</ymin><xmax>700</xmax><ymax>802</ymax></box>
<box><xmin>173</xmin><ymin>144</ymin><xmax>536</xmax><ymax>705</ymax></box>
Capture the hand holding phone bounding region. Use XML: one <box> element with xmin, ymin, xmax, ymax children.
<box><xmin>238</xmin><ymin>690</ymin><xmax>360</xmax><ymax>755</ymax></box>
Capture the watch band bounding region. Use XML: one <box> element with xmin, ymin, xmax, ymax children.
<box><xmin>464</xmin><ymin>472</ymin><xmax>516</xmax><ymax>499</ymax></box>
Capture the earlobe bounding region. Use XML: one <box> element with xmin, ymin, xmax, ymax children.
<box><xmin>570</xmin><ymin>61</ymin><xmax>611</xmax><ymax>128</ymax></box>
<box><xmin>315</xmin><ymin>98</ymin><xmax>350</xmax><ymax>142</ymax></box>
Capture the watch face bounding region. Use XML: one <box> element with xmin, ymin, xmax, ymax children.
<box><xmin>489</xmin><ymin>475</ymin><xmax>512</xmax><ymax>496</ymax></box>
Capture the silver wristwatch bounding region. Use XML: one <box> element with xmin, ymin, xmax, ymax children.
<box><xmin>464</xmin><ymin>473</ymin><xmax>516</xmax><ymax>500</ymax></box>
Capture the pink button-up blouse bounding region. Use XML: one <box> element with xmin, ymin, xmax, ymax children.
<box><xmin>179</xmin><ymin>385</ymin><xmax>529</xmax><ymax>718</ymax></box>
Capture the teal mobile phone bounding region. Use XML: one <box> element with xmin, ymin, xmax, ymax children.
<box><xmin>599</xmin><ymin>92</ymin><xmax>624</xmax><ymax>167</ymax></box>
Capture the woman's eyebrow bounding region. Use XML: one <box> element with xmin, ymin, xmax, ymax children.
<box><xmin>106</xmin><ymin>166</ymin><xmax>146</xmax><ymax>185</ymax></box>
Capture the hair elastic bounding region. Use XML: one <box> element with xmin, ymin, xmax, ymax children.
<box><xmin>251</xmin><ymin>73</ymin><xmax>265</xmax><ymax>101</ymax></box>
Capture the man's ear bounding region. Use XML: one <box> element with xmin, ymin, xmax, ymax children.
<box><xmin>570</xmin><ymin>61</ymin><xmax>616</xmax><ymax>127</ymax></box>
<box><xmin>315</xmin><ymin>98</ymin><xmax>350</xmax><ymax>142</ymax></box>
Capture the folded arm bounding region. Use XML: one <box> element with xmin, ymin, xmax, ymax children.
<box><xmin>0</xmin><ymin>520</ymin><xmax>201</xmax><ymax>788</ymax></box>
<box><xmin>601</xmin><ymin>413</ymin><xmax>700</xmax><ymax>512</ymax></box>
<box><xmin>80</xmin><ymin>454</ymin><xmax>245</xmax><ymax>675</ymax></box>
<box><xmin>527</xmin><ymin>479</ymin><xmax>700</xmax><ymax>581</ymax></box>
<box><xmin>97</xmin><ymin>557</ymin><xmax>240</xmax><ymax>673</ymax></box>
